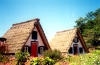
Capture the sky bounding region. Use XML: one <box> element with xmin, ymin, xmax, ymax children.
<box><xmin>0</xmin><ymin>0</ymin><xmax>100</xmax><ymax>41</ymax></box>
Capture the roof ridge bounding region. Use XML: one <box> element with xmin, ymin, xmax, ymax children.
<box><xmin>57</xmin><ymin>28</ymin><xmax>77</xmax><ymax>33</ymax></box>
<box><xmin>13</xmin><ymin>18</ymin><xmax>40</xmax><ymax>26</ymax></box>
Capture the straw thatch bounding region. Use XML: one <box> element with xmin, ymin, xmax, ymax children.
<box><xmin>3</xmin><ymin>18</ymin><xmax>50</xmax><ymax>53</ymax></box>
<box><xmin>50</xmin><ymin>28</ymin><xmax>89</xmax><ymax>53</ymax></box>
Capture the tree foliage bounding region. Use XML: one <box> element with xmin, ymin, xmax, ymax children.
<box><xmin>75</xmin><ymin>8</ymin><xmax>100</xmax><ymax>48</ymax></box>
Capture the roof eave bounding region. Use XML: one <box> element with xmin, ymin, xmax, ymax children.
<box><xmin>36</xmin><ymin>19</ymin><xmax>51</xmax><ymax>50</ymax></box>
<box><xmin>77</xmin><ymin>30</ymin><xmax>89</xmax><ymax>53</ymax></box>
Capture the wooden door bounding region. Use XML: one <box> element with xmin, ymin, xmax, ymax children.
<box><xmin>31</xmin><ymin>41</ymin><xmax>38</xmax><ymax>57</ymax></box>
<box><xmin>73</xmin><ymin>44</ymin><xmax>78</xmax><ymax>55</ymax></box>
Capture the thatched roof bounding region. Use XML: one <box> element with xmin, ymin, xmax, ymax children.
<box><xmin>3</xmin><ymin>18</ymin><xmax>50</xmax><ymax>53</ymax></box>
<box><xmin>50</xmin><ymin>28</ymin><xmax>89</xmax><ymax>53</ymax></box>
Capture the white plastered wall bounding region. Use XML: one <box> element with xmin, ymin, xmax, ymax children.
<box><xmin>25</xmin><ymin>27</ymin><xmax>44</xmax><ymax>46</ymax></box>
<box><xmin>25</xmin><ymin>27</ymin><xmax>44</xmax><ymax>56</ymax></box>
<box><xmin>70</xmin><ymin>34</ymin><xmax>85</xmax><ymax>54</ymax></box>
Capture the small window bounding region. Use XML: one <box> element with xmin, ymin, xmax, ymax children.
<box><xmin>24</xmin><ymin>46</ymin><xmax>28</xmax><ymax>52</ymax></box>
<box><xmin>79</xmin><ymin>47</ymin><xmax>83</xmax><ymax>53</ymax></box>
<box><xmin>23</xmin><ymin>46</ymin><xmax>31</xmax><ymax>53</ymax></box>
<box><xmin>32</xmin><ymin>31</ymin><xmax>37</xmax><ymax>40</ymax></box>
<box><xmin>38</xmin><ymin>46</ymin><xmax>45</xmax><ymax>54</ymax></box>
<box><xmin>73</xmin><ymin>37</ymin><xmax>79</xmax><ymax>43</ymax></box>
<box><xmin>68</xmin><ymin>47</ymin><xmax>73</xmax><ymax>54</ymax></box>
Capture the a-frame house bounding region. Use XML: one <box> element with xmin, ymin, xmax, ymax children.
<box><xmin>2</xmin><ymin>18</ymin><xmax>50</xmax><ymax>57</ymax></box>
<box><xmin>50</xmin><ymin>28</ymin><xmax>89</xmax><ymax>55</ymax></box>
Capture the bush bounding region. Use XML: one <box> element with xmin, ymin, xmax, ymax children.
<box><xmin>30</xmin><ymin>57</ymin><xmax>41</xmax><ymax>65</ymax></box>
<box><xmin>15</xmin><ymin>51</ymin><xmax>29</xmax><ymax>65</ymax></box>
<box><xmin>0</xmin><ymin>54</ymin><xmax>4</xmax><ymax>62</ymax></box>
<box><xmin>42</xmin><ymin>57</ymin><xmax>55</xmax><ymax>65</ymax></box>
<box><xmin>43</xmin><ymin>49</ymin><xmax>63</xmax><ymax>61</ymax></box>
<box><xmin>92</xmin><ymin>50</ymin><xmax>100</xmax><ymax>55</ymax></box>
<box><xmin>0</xmin><ymin>44</ymin><xmax>9</xmax><ymax>63</ymax></box>
<box><xmin>0</xmin><ymin>45</ymin><xmax>6</xmax><ymax>53</ymax></box>
<box><xmin>0</xmin><ymin>54</ymin><xmax>9</xmax><ymax>63</ymax></box>
<box><xmin>30</xmin><ymin>57</ymin><xmax>55</xmax><ymax>65</ymax></box>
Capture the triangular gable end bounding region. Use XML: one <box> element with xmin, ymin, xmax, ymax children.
<box><xmin>24</xmin><ymin>19</ymin><xmax>50</xmax><ymax>50</ymax></box>
<box><xmin>23</xmin><ymin>19</ymin><xmax>50</xmax><ymax>56</ymax></box>
<box><xmin>68</xmin><ymin>29</ymin><xmax>89</xmax><ymax>55</ymax></box>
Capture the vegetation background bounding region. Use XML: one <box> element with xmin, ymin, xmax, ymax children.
<box><xmin>75</xmin><ymin>8</ymin><xmax>100</xmax><ymax>48</ymax></box>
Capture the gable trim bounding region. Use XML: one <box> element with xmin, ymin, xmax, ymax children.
<box><xmin>77</xmin><ymin>30</ymin><xmax>89</xmax><ymax>53</ymax></box>
<box><xmin>22</xmin><ymin>19</ymin><xmax>50</xmax><ymax>50</ymax></box>
<box><xmin>36</xmin><ymin>21</ymin><xmax>51</xmax><ymax>50</ymax></box>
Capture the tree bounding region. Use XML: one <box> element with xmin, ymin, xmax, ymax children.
<box><xmin>75</xmin><ymin>8</ymin><xmax>100</xmax><ymax>48</ymax></box>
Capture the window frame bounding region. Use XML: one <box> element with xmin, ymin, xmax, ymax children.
<box><xmin>79</xmin><ymin>47</ymin><xmax>83</xmax><ymax>54</ymax></box>
<box><xmin>73</xmin><ymin>37</ymin><xmax>79</xmax><ymax>43</ymax></box>
<box><xmin>24</xmin><ymin>46</ymin><xmax>29</xmax><ymax>52</ymax></box>
<box><xmin>38</xmin><ymin>46</ymin><xmax>45</xmax><ymax>54</ymax></box>
<box><xmin>32</xmin><ymin>31</ymin><xmax>37</xmax><ymax>40</ymax></box>
<box><xmin>23</xmin><ymin>46</ymin><xmax>31</xmax><ymax>53</ymax></box>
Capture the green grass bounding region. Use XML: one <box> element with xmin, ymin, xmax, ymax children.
<box><xmin>64</xmin><ymin>50</ymin><xmax>100</xmax><ymax>65</ymax></box>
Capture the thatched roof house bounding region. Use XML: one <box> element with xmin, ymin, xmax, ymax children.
<box><xmin>50</xmin><ymin>28</ymin><xmax>89</xmax><ymax>55</ymax></box>
<box><xmin>3</xmin><ymin>18</ymin><xmax>50</xmax><ymax>56</ymax></box>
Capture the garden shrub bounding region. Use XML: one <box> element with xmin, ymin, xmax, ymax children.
<box><xmin>15</xmin><ymin>51</ymin><xmax>29</xmax><ymax>65</ymax></box>
<box><xmin>30</xmin><ymin>57</ymin><xmax>41</xmax><ymax>65</ymax></box>
<box><xmin>0</xmin><ymin>54</ymin><xmax>9</xmax><ymax>63</ymax></box>
<box><xmin>43</xmin><ymin>49</ymin><xmax>63</xmax><ymax>61</ymax></box>
<box><xmin>64</xmin><ymin>55</ymin><xmax>72</xmax><ymax>62</ymax></box>
<box><xmin>42</xmin><ymin>57</ymin><xmax>55</xmax><ymax>65</ymax></box>
<box><xmin>0</xmin><ymin>54</ymin><xmax>4</xmax><ymax>62</ymax></box>
<box><xmin>0</xmin><ymin>44</ymin><xmax>9</xmax><ymax>63</ymax></box>
<box><xmin>92</xmin><ymin>50</ymin><xmax>100</xmax><ymax>55</ymax></box>
<box><xmin>0</xmin><ymin>45</ymin><xmax>8</xmax><ymax>54</ymax></box>
<box><xmin>30</xmin><ymin>57</ymin><xmax>55</xmax><ymax>65</ymax></box>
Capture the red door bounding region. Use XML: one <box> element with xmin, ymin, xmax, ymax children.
<box><xmin>73</xmin><ymin>44</ymin><xmax>78</xmax><ymax>55</ymax></box>
<box><xmin>31</xmin><ymin>42</ymin><xmax>38</xmax><ymax>57</ymax></box>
